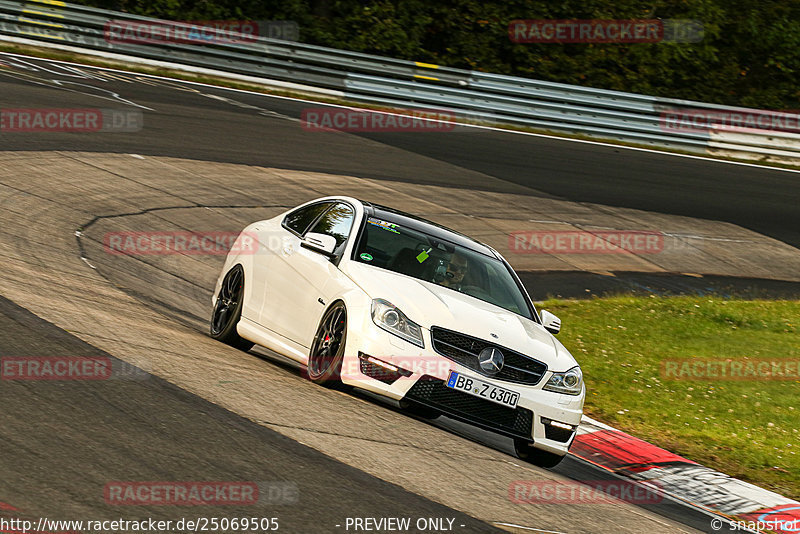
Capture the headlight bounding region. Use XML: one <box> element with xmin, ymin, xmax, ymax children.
<box><xmin>543</xmin><ymin>366</ymin><xmax>583</xmax><ymax>395</ymax></box>
<box><xmin>371</xmin><ymin>299</ymin><xmax>425</xmax><ymax>348</ymax></box>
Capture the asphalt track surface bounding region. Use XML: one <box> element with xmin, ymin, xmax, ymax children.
<box><xmin>0</xmin><ymin>52</ymin><xmax>793</xmax><ymax>533</ymax></box>
<box><xmin>0</xmin><ymin>292</ymin><xmax>714</xmax><ymax>533</ymax></box>
<box><xmin>0</xmin><ymin>295</ymin><xmax>501</xmax><ymax>533</ymax></box>
<box><xmin>0</xmin><ymin>54</ymin><xmax>798</xmax><ymax>251</ymax></box>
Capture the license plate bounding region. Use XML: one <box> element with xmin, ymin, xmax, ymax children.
<box><xmin>446</xmin><ymin>371</ymin><xmax>519</xmax><ymax>408</ymax></box>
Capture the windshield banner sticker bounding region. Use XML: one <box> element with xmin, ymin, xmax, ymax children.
<box><xmin>367</xmin><ymin>219</ymin><xmax>400</xmax><ymax>234</ymax></box>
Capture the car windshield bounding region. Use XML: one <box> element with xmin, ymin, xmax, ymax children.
<box><xmin>354</xmin><ymin>217</ymin><xmax>533</xmax><ymax>319</ymax></box>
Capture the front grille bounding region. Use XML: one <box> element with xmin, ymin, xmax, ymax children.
<box><xmin>430</xmin><ymin>327</ymin><xmax>547</xmax><ymax>385</ymax></box>
<box><xmin>405</xmin><ymin>376</ymin><xmax>533</xmax><ymax>440</ymax></box>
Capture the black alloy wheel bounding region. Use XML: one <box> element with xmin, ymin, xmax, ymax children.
<box><xmin>306</xmin><ymin>302</ymin><xmax>348</xmax><ymax>386</ymax></box>
<box><xmin>210</xmin><ymin>265</ymin><xmax>254</xmax><ymax>351</ymax></box>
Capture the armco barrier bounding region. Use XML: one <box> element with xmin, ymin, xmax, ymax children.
<box><xmin>1</xmin><ymin>0</ymin><xmax>798</xmax><ymax>164</ymax></box>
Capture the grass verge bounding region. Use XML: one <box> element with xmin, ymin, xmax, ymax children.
<box><xmin>543</xmin><ymin>295</ymin><xmax>800</xmax><ymax>500</ymax></box>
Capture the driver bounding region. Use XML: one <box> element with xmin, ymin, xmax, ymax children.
<box><xmin>440</xmin><ymin>252</ymin><xmax>469</xmax><ymax>290</ymax></box>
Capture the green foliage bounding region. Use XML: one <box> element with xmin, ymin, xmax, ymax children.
<box><xmin>74</xmin><ymin>0</ymin><xmax>800</xmax><ymax>109</ymax></box>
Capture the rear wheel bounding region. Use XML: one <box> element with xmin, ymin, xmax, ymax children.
<box><xmin>514</xmin><ymin>439</ymin><xmax>565</xmax><ymax>468</ymax></box>
<box><xmin>306</xmin><ymin>302</ymin><xmax>347</xmax><ymax>387</ymax></box>
<box><xmin>210</xmin><ymin>265</ymin><xmax>254</xmax><ymax>351</ymax></box>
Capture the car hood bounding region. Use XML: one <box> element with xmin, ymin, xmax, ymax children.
<box><xmin>343</xmin><ymin>262</ymin><xmax>577</xmax><ymax>371</ymax></box>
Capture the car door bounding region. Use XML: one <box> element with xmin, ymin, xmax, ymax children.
<box><xmin>261</xmin><ymin>202</ymin><xmax>356</xmax><ymax>346</ymax></box>
<box><xmin>255</xmin><ymin>201</ymin><xmax>332</xmax><ymax>331</ymax></box>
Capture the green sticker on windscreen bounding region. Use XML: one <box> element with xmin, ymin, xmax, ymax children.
<box><xmin>416</xmin><ymin>249</ymin><xmax>430</xmax><ymax>263</ymax></box>
<box><xmin>360</xmin><ymin>253</ymin><xmax>373</xmax><ymax>261</ymax></box>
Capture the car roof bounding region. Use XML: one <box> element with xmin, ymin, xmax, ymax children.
<box><xmin>359</xmin><ymin>200</ymin><xmax>498</xmax><ymax>258</ymax></box>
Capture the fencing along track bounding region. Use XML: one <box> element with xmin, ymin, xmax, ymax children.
<box><xmin>0</xmin><ymin>0</ymin><xmax>798</xmax><ymax>165</ymax></box>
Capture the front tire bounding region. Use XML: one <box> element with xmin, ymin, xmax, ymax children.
<box><xmin>306</xmin><ymin>302</ymin><xmax>347</xmax><ymax>387</ymax></box>
<box><xmin>210</xmin><ymin>265</ymin><xmax>254</xmax><ymax>351</ymax></box>
<box><xmin>514</xmin><ymin>439</ymin><xmax>565</xmax><ymax>468</ymax></box>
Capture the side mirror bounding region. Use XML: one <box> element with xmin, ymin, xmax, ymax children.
<box><xmin>540</xmin><ymin>310</ymin><xmax>561</xmax><ymax>335</ymax></box>
<box><xmin>301</xmin><ymin>232</ymin><xmax>337</xmax><ymax>257</ymax></box>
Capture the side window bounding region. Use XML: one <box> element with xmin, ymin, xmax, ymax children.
<box><xmin>283</xmin><ymin>202</ymin><xmax>332</xmax><ymax>236</ymax></box>
<box><xmin>308</xmin><ymin>203</ymin><xmax>355</xmax><ymax>250</ymax></box>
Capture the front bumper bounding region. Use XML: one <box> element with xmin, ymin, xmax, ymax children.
<box><xmin>341</xmin><ymin>315</ymin><xmax>584</xmax><ymax>455</ymax></box>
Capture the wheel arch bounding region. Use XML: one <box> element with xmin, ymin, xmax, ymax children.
<box><xmin>212</xmin><ymin>225</ymin><xmax>261</xmax><ymax>311</ymax></box>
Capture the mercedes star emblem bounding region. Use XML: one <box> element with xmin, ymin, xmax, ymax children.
<box><xmin>478</xmin><ymin>347</ymin><xmax>504</xmax><ymax>374</ymax></box>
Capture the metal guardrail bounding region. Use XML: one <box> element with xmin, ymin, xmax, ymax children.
<box><xmin>1</xmin><ymin>0</ymin><xmax>799</xmax><ymax>164</ymax></box>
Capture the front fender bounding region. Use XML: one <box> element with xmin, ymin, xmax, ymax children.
<box><xmin>211</xmin><ymin>223</ymin><xmax>263</xmax><ymax>321</ymax></box>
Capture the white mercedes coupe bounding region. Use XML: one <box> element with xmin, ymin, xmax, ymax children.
<box><xmin>211</xmin><ymin>196</ymin><xmax>584</xmax><ymax>467</ymax></box>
